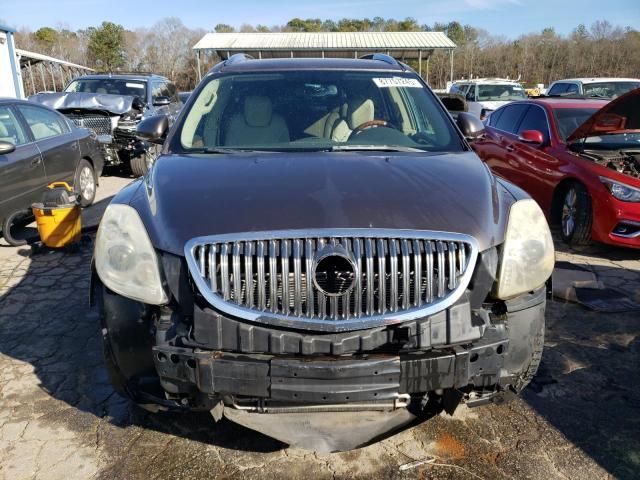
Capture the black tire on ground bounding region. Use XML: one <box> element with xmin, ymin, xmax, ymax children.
<box><xmin>75</xmin><ymin>158</ymin><xmax>97</xmax><ymax>207</ymax></box>
<box><xmin>560</xmin><ymin>181</ymin><xmax>593</xmax><ymax>246</ymax></box>
<box><xmin>2</xmin><ymin>210</ymin><xmax>32</xmax><ymax>246</ymax></box>
<box><xmin>130</xmin><ymin>145</ymin><xmax>159</xmax><ymax>177</ymax></box>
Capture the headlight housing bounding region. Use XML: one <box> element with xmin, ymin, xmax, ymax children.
<box><xmin>495</xmin><ymin>199</ymin><xmax>555</xmax><ymax>299</ymax></box>
<box><xmin>599</xmin><ymin>176</ymin><xmax>640</xmax><ymax>202</ymax></box>
<box><xmin>95</xmin><ymin>204</ymin><xmax>168</xmax><ymax>305</ymax></box>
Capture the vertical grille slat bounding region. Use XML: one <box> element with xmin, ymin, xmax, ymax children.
<box><xmin>293</xmin><ymin>239</ymin><xmax>302</xmax><ymax>316</ymax></box>
<box><xmin>232</xmin><ymin>242</ymin><xmax>242</xmax><ymax>304</ymax></box>
<box><xmin>413</xmin><ymin>240</ymin><xmax>422</xmax><ymax>307</ymax></box>
<box><xmin>281</xmin><ymin>240</ymin><xmax>290</xmax><ymax>314</ymax></box>
<box><xmin>425</xmin><ymin>241</ymin><xmax>434</xmax><ymax>304</ymax></box>
<box><xmin>401</xmin><ymin>239</ymin><xmax>410</xmax><ymax>310</ymax></box>
<box><xmin>269</xmin><ymin>240</ymin><xmax>278</xmax><ymax>313</ymax></box>
<box><xmin>436</xmin><ymin>241</ymin><xmax>446</xmax><ymax>298</ymax></box>
<box><xmin>305</xmin><ymin>239</ymin><xmax>315</xmax><ymax>317</ymax></box>
<box><xmin>189</xmin><ymin>231</ymin><xmax>476</xmax><ymax>326</ymax></box>
<box><xmin>389</xmin><ymin>239</ymin><xmax>399</xmax><ymax>312</ymax></box>
<box><xmin>353</xmin><ymin>239</ymin><xmax>362</xmax><ymax>318</ymax></box>
<box><xmin>365</xmin><ymin>238</ymin><xmax>374</xmax><ymax>316</ymax></box>
<box><xmin>244</xmin><ymin>241</ymin><xmax>254</xmax><ymax>308</ymax></box>
<box><xmin>377</xmin><ymin>239</ymin><xmax>386</xmax><ymax>314</ymax></box>
<box><xmin>256</xmin><ymin>241</ymin><xmax>266</xmax><ymax>310</ymax></box>
<box><xmin>220</xmin><ymin>243</ymin><xmax>230</xmax><ymax>300</ymax></box>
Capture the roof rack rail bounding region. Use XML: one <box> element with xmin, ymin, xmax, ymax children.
<box><xmin>359</xmin><ymin>53</ymin><xmax>402</xmax><ymax>67</ymax></box>
<box><xmin>94</xmin><ymin>71</ymin><xmax>157</xmax><ymax>76</ymax></box>
<box><xmin>225</xmin><ymin>53</ymin><xmax>255</xmax><ymax>66</ymax></box>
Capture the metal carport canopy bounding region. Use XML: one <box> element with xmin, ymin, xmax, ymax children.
<box><xmin>193</xmin><ymin>31</ymin><xmax>456</xmax><ymax>81</ymax></box>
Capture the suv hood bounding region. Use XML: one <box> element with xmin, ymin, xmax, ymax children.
<box><xmin>29</xmin><ymin>91</ymin><xmax>139</xmax><ymax>115</ymax></box>
<box><xmin>567</xmin><ymin>87</ymin><xmax>640</xmax><ymax>141</ymax></box>
<box><xmin>127</xmin><ymin>151</ymin><xmax>513</xmax><ymax>256</ymax></box>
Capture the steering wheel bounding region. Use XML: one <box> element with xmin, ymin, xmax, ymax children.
<box><xmin>349</xmin><ymin>119</ymin><xmax>400</xmax><ymax>139</ymax></box>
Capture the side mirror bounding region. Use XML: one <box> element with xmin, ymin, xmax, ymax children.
<box><xmin>457</xmin><ymin>112</ymin><xmax>485</xmax><ymax>140</ymax></box>
<box><xmin>152</xmin><ymin>96</ymin><xmax>171</xmax><ymax>107</ymax></box>
<box><xmin>518</xmin><ymin>130</ymin><xmax>544</xmax><ymax>145</ymax></box>
<box><xmin>136</xmin><ymin>115</ymin><xmax>169</xmax><ymax>144</ymax></box>
<box><xmin>0</xmin><ymin>140</ymin><xmax>16</xmax><ymax>155</ymax></box>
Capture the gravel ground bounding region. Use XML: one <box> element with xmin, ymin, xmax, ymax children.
<box><xmin>0</xmin><ymin>171</ymin><xmax>638</xmax><ymax>480</ymax></box>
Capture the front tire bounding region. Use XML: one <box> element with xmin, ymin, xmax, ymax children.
<box><xmin>560</xmin><ymin>182</ymin><xmax>592</xmax><ymax>246</ymax></box>
<box><xmin>130</xmin><ymin>145</ymin><xmax>159</xmax><ymax>177</ymax></box>
<box><xmin>2</xmin><ymin>210</ymin><xmax>32</xmax><ymax>246</ymax></box>
<box><xmin>75</xmin><ymin>159</ymin><xmax>97</xmax><ymax>207</ymax></box>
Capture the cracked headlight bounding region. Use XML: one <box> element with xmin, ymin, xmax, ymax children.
<box><xmin>599</xmin><ymin>176</ymin><xmax>640</xmax><ymax>202</ymax></box>
<box><xmin>495</xmin><ymin>199</ymin><xmax>555</xmax><ymax>299</ymax></box>
<box><xmin>95</xmin><ymin>204</ymin><xmax>168</xmax><ymax>305</ymax></box>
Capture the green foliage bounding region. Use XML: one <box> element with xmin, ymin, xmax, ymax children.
<box><xmin>34</xmin><ymin>27</ymin><xmax>58</xmax><ymax>50</ymax></box>
<box><xmin>87</xmin><ymin>21</ymin><xmax>125</xmax><ymax>70</ymax></box>
<box><xmin>215</xmin><ymin>24</ymin><xmax>234</xmax><ymax>33</ymax></box>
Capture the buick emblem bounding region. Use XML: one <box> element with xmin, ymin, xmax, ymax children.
<box><xmin>312</xmin><ymin>245</ymin><xmax>357</xmax><ymax>296</ymax></box>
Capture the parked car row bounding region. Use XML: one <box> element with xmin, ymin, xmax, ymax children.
<box><xmin>449</xmin><ymin>76</ymin><xmax>640</xmax><ymax>120</ymax></box>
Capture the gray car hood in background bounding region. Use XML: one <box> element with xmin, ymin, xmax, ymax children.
<box><xmin>29</xmin><ymin>91</ymin><xmax>137</xmax><ymax>115</ymax></box>
<box><xmin>124</xmin><ymin>151</ymin><xmax>515</xmax><ymax>256</ymax></box>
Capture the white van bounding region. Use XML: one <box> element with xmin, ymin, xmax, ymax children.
<box><xmin>449</xmin><ymin>79</ymin><xmax>526</xmax><ymax>119</ymax></box>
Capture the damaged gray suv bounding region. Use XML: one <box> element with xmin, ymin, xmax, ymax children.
<box><xmin>92</xmin><ymin>54</ymin><xmax>555</xmax><ymax>452</ymax></box>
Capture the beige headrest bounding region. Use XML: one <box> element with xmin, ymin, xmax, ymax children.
<box><xmin>347</xmin><ymin>98</ymin><xmax>374</xmax><ymax>129</ymax></box>
<box><xmin>0</xmin><ymin>122</ymin><xmax>8</xmax><ymax>137</ymax></box>
<box><xmin>244</xmin><ymin>96</ymin><xmax>272</xmax><ymax>127</ymax></box>
<box><xmin>96</xmin><ymin>87</ymin><xmax>107</xmax><ymax>94</ymax></box>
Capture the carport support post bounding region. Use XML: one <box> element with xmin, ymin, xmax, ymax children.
<box><xmin>39</xmin><ymin>63</ymin><xmax>47</xmax><ymax>92</ymax></box>
<box><xmin>49</xmin><ymin>63</ymin><xmax>56</xmax><ymax>91</ymax></box>
<box><xmin>196</xmin><ymin>50</ymin><xmax>202</xmax><ymax>82</ymax></box>
<box><xmin>450</xmin><ymin>49</ymin><xmax>454</xmax><ymax>84</ymax></box>
<box><xmin>426</xmin><ymin>57</ymin><xmax>430</xmax><ymax>85</ymax></box>
<box><xmin>28</xmin><ymin>61</ymin><xmax>35</xmax><ymax>96</ymax></box>
<box><xmin>418</xmin><ymin>49</ymin><xmax>422</xmax><ymax>78</ymax></box>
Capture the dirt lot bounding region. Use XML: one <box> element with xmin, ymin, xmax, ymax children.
<box><xmin>0</xmin><ymin>172</ymin><xmax>639</xmax><ymax>480</ymax></box>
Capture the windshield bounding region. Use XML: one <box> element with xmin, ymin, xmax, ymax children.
<box><xmin>65</xmin><ymin>79</ymin><xmax>147</xmax><ymax>100</ymax></box>
<box><xmin>476</xmin><ymin>84</ymin><xmax>526</xmax><ymax>101</ymax></box>
<box><xmin>553</xmin><ymin>107</ymin><xmax>599</xmax><ymax>141</ymax></box>
<box><xmin>582</xmin><ymin>82</ymin><xmax>640</xmax><ymax>99</ymax></box>
<box><xmin>175</xmin><ymin>71</ymin><xmax>464</xmax><ymax>153</ymax></box>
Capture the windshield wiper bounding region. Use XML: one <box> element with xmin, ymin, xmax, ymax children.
<box><xmin>201</xmin><ymin>147</ymin><xmax>267</xmax><ymax>154</ymax></box>
<box><xmin>330</xmin><ymin>145</ymin><xmax>425</xmax><ymax>153</ymax></box>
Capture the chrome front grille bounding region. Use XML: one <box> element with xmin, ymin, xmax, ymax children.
<box><xmin>185</xmin><ymin>229</ymin><xmax>478</xmax><ymax>332</ymax></box>
<box><xmin>66</xmin><ymin>114</ymin><xmax>111</xmax><ymax>135</ymax></box>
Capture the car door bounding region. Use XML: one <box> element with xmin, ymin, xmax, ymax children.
<box><xmin>475</xmin><ymin>103</ymin><xmax>529</xmax><ymax>185</ymax></box>
<box><xmin>511</xmin><ymin>105</ymin><xmax>559</xmax><ymax>211</ymax></box>
<box><xmin>0</xmin><ymin>104</ymin><xmax>46</xmax><ymax>221</ymax></box>
<box><xmin>16</xmin><ymin>104</ymin><xmax>80</xmax><ymax>186</ymax></box>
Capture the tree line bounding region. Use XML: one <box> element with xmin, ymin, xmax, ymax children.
<box><xmin>10</xmin><ymin>17</ymin><xmax>640</xmax><ymax>91</ymax></box>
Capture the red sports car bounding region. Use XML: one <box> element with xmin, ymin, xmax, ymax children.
<box><xmin>472</xmin><ymin>89</ymin><xmax>640</xmax><ymax>249</ymax></box>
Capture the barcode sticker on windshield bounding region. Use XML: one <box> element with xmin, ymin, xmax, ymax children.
<box><xmin>126</xmin><ymin>82</ymin><xmax>145</xmax><ymax>88</ymax></box>
<box><xmin>373</xmin><ymin>77</ymin><xmax>422</xmax><ymax>88</ymax></box>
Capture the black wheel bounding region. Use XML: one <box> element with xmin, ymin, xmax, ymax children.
<box><xmin>560</xmin><ymin>182</ymin><xmax>592</xmax><ymax>246</ymax></box>
<box><xmin>75</xmin><ymin>159</ymin><xmax>97</xmax><ymax>207</ymax></box>
<box><xmin>2</xmin><ymin>210</ymin><xmax>34</xmax><ymax>246</ymax></box>
<box><xmin>130</xmin><ymin>145</ymin><xmax>159</xmax><ymax>177</ymax></box>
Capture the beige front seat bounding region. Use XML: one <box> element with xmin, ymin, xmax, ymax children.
<box><xmin>225</xmin><ymin>96</ymin><xmax>289</xmax><ymax>146</ymax></box>
<box><xmin>0</xmin><ymin>122</ymin><xmax>14</xmax><ymax>144</ymax></box>
<box><xmin>331</xmin><ymin>98</ymin><xmax>374</xmax><ymax>142</ymax></box>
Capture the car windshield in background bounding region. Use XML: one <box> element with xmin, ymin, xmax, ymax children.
<box><xmin>65</xmin><ymin>79</ymin><xmax>147</xmax><ymax>99</ymax></box>
<box><xmin>553</xmin><ymin>107</ymin><xmax>599</xmax><ymax>141</ymax></box>
<box><xmin>582</xmin><ymin>82</ymin><xmax>640</xmax><ymax>99</ymax></box>
<box><xmin>176</xmin><ymin>71</ymin><xmax>464</xmax><ymax>153</ymax></box>
<box><xmin>476</xmin><ymin>84</ymin><xmax>526</xmax><ymax>101</ymax></box>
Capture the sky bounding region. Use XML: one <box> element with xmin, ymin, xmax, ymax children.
<box><xmin>1</xmin><ymin>0</ymin><xmax>639</xmax><ymax>38</ymax></box>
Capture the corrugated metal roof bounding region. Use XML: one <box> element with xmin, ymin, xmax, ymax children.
<box><xmin>16</xmin><ymin>49</ymin><xmax>94</xmax><ymax>70</ymax></box>
<box><xmin>193</xmin><ymin>31</ymin><xmax>456</xmax><ymax>51</ymax></box>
